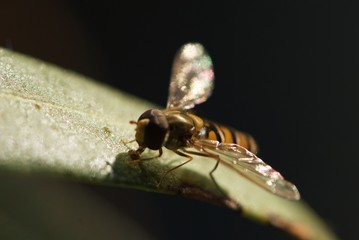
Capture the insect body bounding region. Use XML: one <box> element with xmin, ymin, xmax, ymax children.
<box><xmin>129</xmin><ymin>43</ymin><xmax>300</xmax><ymax>200</ymax></box>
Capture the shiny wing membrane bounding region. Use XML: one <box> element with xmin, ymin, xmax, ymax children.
<box><xmin>193</xmin><ymin>139</ymin><xmax>300</xmax><ymax>200</ymax></box>
<box><xmin>166</xmin><ymin>43</ymin><xmax>214</xmax><ymax>110</ymax></box>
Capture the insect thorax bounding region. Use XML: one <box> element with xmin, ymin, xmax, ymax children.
<box><xmin>163</xmin><ymin>111</ymin><xmax>202</xmax><ymax>150</ymax></box>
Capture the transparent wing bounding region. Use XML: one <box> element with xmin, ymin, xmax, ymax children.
<box><xmin>166</xmin><ymin>43</ymin><xmax>214</xmax><ymax>110</ymax></box>
<box><xmin>193</xmin><ymin>139</ymin><xmax>300</xmax><ymax>200</ymax></box>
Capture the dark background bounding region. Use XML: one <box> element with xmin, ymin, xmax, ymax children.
<box><xmin>1</xmin><ymin>1</ymin><xmax>358</xmax><ymax>239</ymax></box>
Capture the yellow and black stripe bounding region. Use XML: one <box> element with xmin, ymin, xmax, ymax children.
<box><xmin>204</xmin><ymin>120</ymin><xmax>258</xmax><ymax>154</ymax></box>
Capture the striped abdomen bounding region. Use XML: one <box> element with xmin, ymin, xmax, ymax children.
<box><xmin>203</xmin><ymin>120</ymin><xmax>259</xmax><ymax>154</ymax></box>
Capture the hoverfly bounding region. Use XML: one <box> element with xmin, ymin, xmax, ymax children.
<box><xmin>128</xmin><ymin>43</ymin><xmax>300</xmax><ymax>200</ymax></box>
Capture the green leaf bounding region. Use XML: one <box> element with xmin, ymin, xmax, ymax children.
<box><xmin>0</xmin><ymin>48</ymin><xmax>337</xmax><ymax>240</ymax></box>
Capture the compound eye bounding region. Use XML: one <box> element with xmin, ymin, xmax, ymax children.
<box><xmin>138</xmin><ymin>109</ymin><xmax>169</xmax><ymax>150</ymax></box>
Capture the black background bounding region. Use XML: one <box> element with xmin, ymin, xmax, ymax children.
<box><xmin>1</xmin><ymin>1</ymin><xmax>358</xmax><ymax>239</ymax></box>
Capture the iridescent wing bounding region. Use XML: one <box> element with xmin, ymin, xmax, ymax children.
<box><xmin>192</xmin><ymin>139</ymin><xmax>300</xmax><ymax>200</ymax></box>
<box><xmin>166</xmin><ymin>43</ymin><xmax>214</xmax><ymax>110</ymax></box>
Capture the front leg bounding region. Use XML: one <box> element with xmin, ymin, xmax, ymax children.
<box><xmin>128</xmin><ymin>146</ymin><xmax>146</xmax><ymax>160</ymax></box>
<box><xmin>129</xmin><ymin>147</ymin><xmax>163</xmax><ymax>164</ymax></box>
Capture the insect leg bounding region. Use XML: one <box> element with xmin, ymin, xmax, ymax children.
<box><xmin>128</xmin><ymin>146</ymin><xmax>146</xmax><ymax>160</ymax></box>
<box><xmin>120</xmin><ymin>139</ymin><xmax>136</xmax><ymax>151</ymax></box>
<box><xmin>157</xmin><ymin>150</ymin><xmax>193</xmax><ymax>187</ymax></box>
<box><xmin>158</xmin><ymin>148</ymin><xmax>163</xmax><ymax>157</ymax></box>
<box><xmin>188</xmin><ymin>146</ymin><xmax>224</xmax><ymax>195</ymax></box>
<box><xmin>129</xmin><ymin>147</ymin><xmax>164</xmax><ymax>164</ymax></box>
